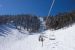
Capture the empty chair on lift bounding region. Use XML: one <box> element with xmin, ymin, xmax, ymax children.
<box><xmin>49</xmin><ymin>35</ymin><xmax>55</xmax><ymax>40</ymax></box>
<box><xmin>49</xmin><ymin>37</ymin><xmax>55</xmax><ymax>40</ymax></box>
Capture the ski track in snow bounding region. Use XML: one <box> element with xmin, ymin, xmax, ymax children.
<box><xmin>0</xmin><ymin>24</ymin><xmax>75</xmax><ymax>50</ymax></box>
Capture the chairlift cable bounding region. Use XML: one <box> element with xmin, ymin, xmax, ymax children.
<box><xmin>46</xmin><ymin>0</ymin><xmax>56</xmax><ymax>40</ymax></box>
<box><xmin>39</xmin><ymin>0</ymin><xmax>56</xmax><ymax>47</ymax></box>
<box><xmin>46</xmin><ymin>0</ymin><xmax>55</xmax><ymax>21</ymax></box>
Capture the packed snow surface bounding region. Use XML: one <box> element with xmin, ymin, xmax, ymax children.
<box><xmin>0</xmin><ymin>24</ymin><xmax>75</xmax><ymax>50</ymax></box>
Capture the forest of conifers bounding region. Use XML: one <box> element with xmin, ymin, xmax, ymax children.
<box><xmin>0</xmin><ymin>10</ymin><xmax>75</xmax><ymax>32</ymax></box>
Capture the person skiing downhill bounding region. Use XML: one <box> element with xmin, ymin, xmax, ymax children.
<box><xmin>39</xmin><ymin>34</ymin><xmax>44</xmax><ymax>47</ymax></box>
<box><xmin>39</xmin><ymin>34</ymin><xmax>48</xmax><ymax>47</ymax></box>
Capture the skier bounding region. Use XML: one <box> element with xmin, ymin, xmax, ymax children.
<box><xmin>39</xmin><ymin>34</ymin><xmax>48</xmax><ymax>47</ymax></box>
<box><xmin>39</xmin><ymin>34</ymin><xmax>44</xmax><ymax>47</ymax></box>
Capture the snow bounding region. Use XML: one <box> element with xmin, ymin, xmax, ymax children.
<box><xmin>39</xmin><ymin>17</ymin><xmax>46</xmax><ymax>32</ymax></box>
<box><xmin>0</xmin><ymin>24</ymin><xmax>75</xmax><ymax>50</ymax></box>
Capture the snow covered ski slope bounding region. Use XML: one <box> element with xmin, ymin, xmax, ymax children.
<box><xmin>0</xmin><ymin>24</ymin><xmax>75</xmax><ymax>50</ymax></box>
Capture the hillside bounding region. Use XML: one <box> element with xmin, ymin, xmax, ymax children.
<box><xmin>0</xmin><ymin>11</ymin><xmax>75</xmax><ymax>50</ymax></box>
<box><xmin>0</xmin><ymin>23</ymin><xmax>75</xmax><ymax>50</ymax></box>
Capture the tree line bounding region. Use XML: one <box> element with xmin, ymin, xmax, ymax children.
<box><xmin>46</xmin><ymin>10</ymin><xmax>75</xmax><ymax>30</ymax></box>
<box><xmin>0</xmin><ymin>15</ymin><xmax>40</xmax><ymax>32</ymax></box>
<box><xmin>0</xmin><ymin>10</ymin><xmax>75</xmax><ymax>32</ymax></box>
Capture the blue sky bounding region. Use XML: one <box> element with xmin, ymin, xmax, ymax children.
<box><xmin>0</xmin><ymin>0</ymin><xmax>75</xmax><ymax>16</ymax></box>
